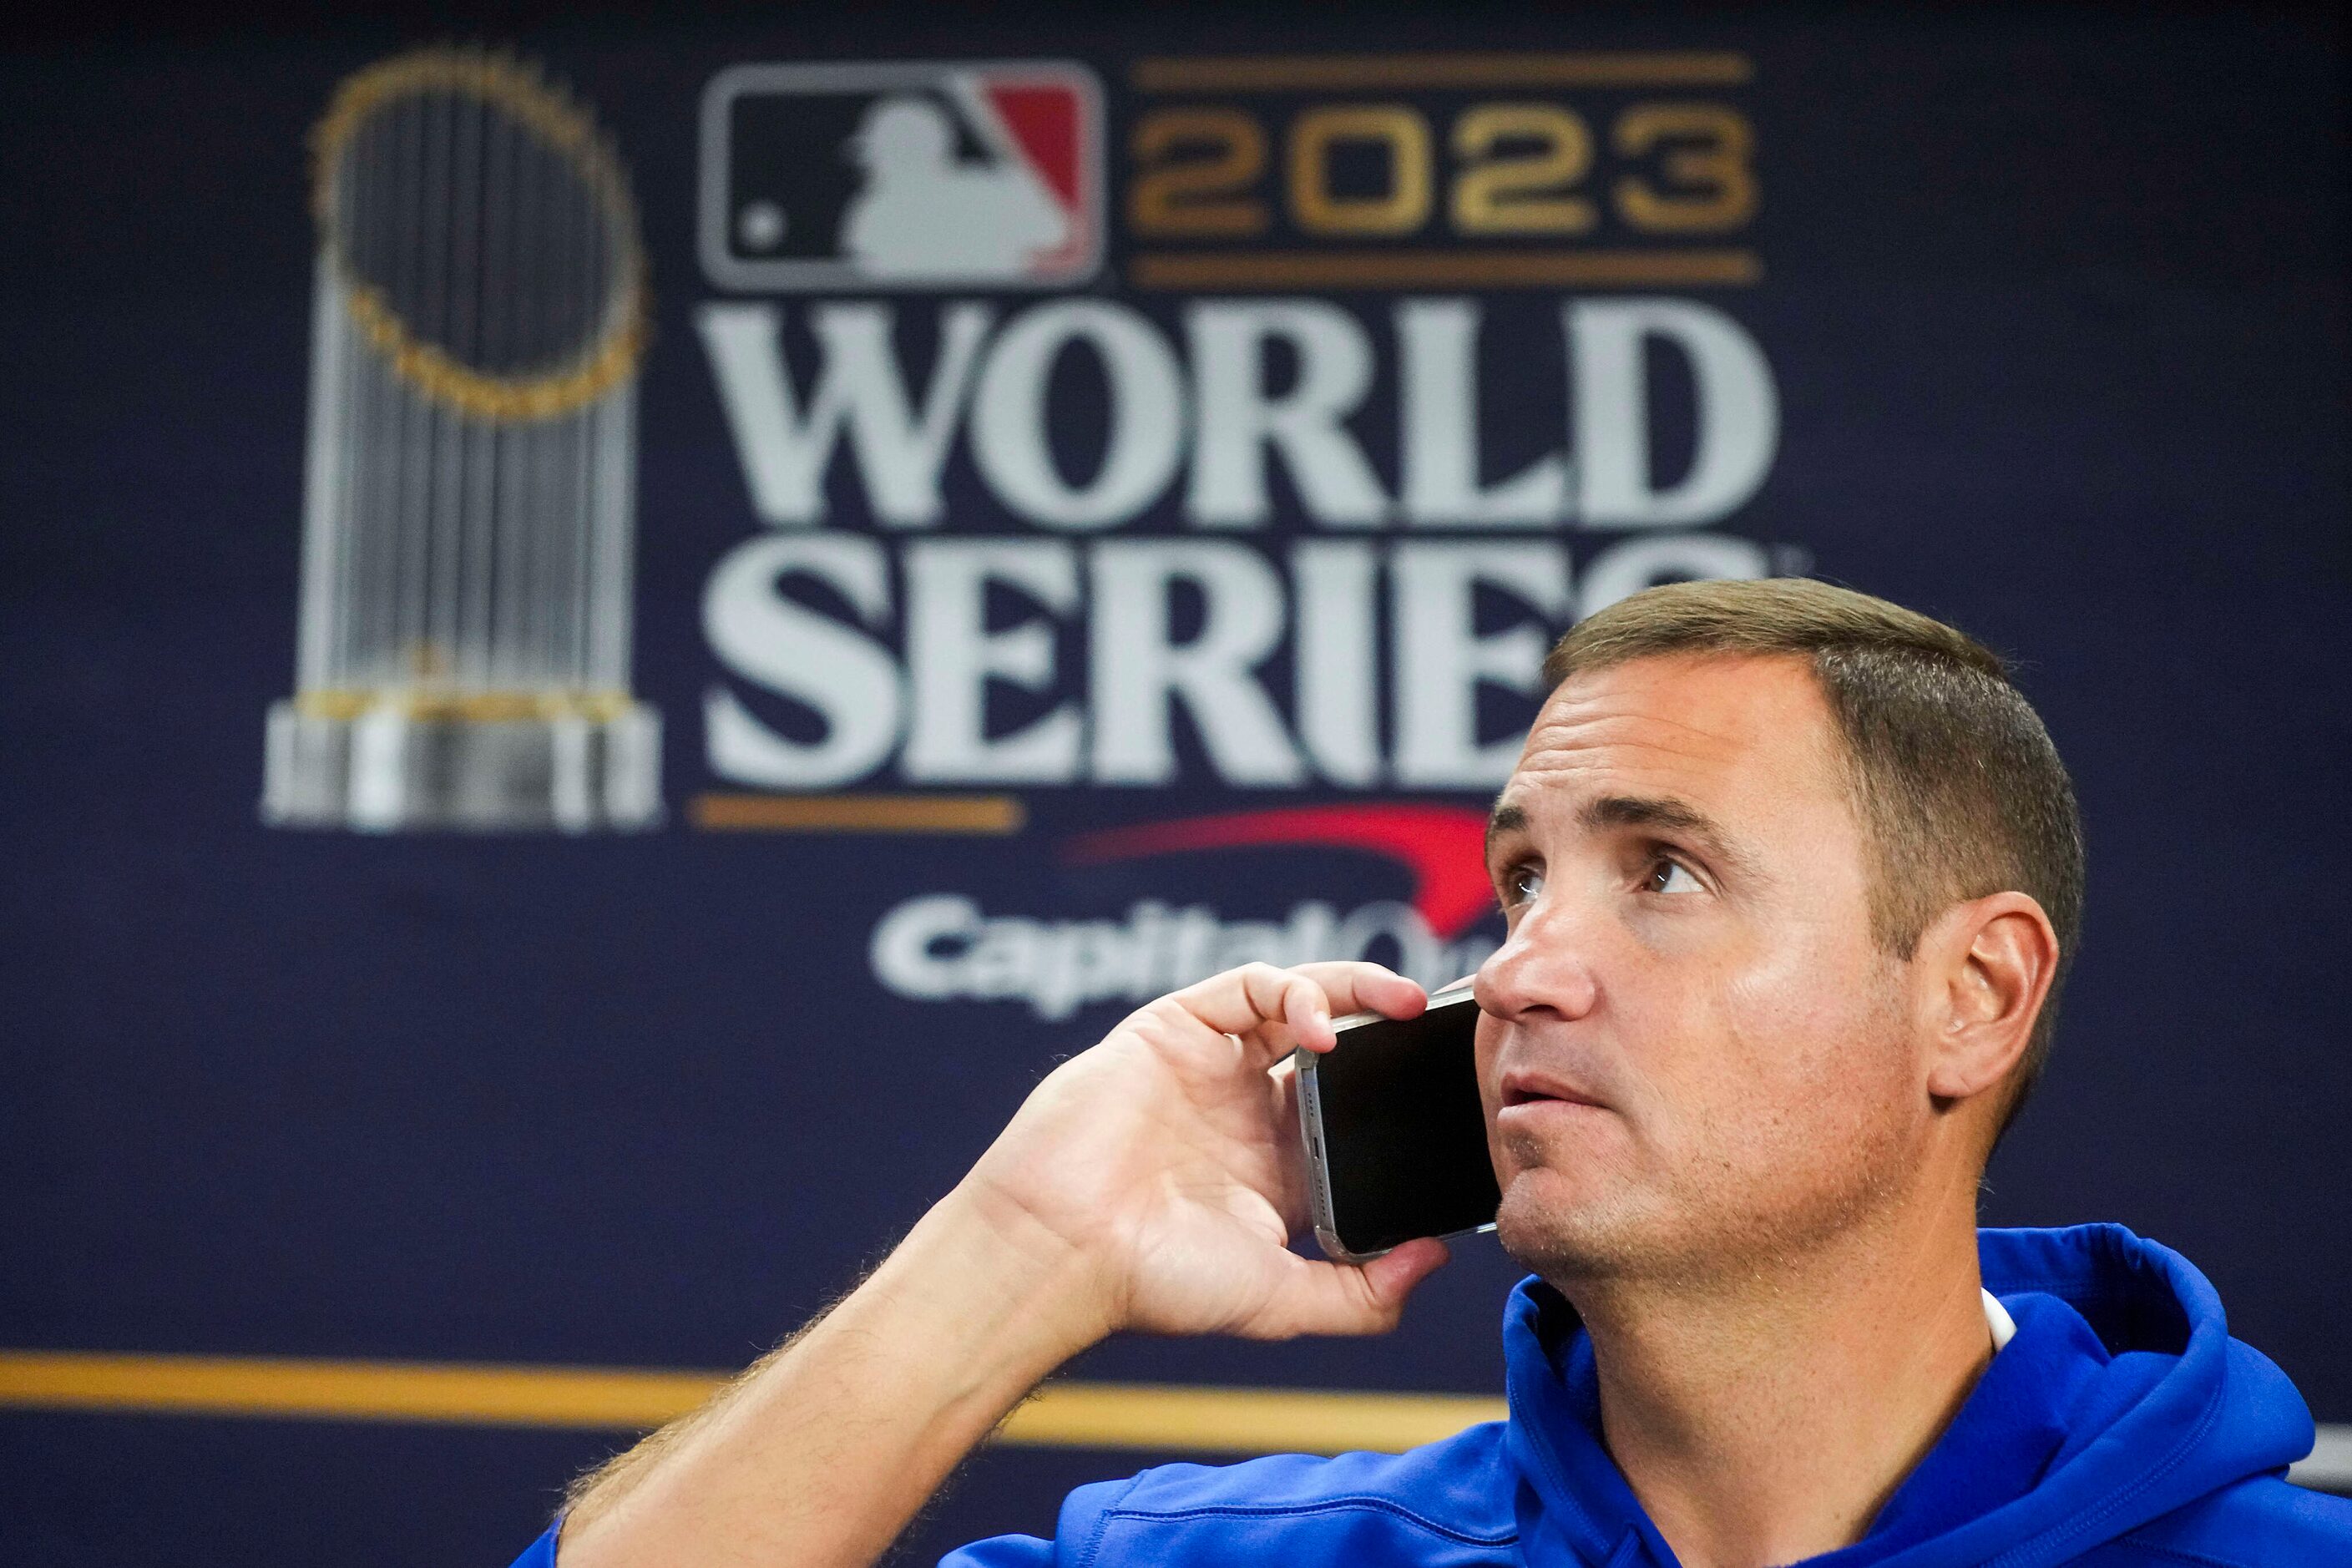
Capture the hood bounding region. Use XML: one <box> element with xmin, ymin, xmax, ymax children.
<box><xmin>1501</xmin><ymin>1224</ymin><xmax>2317</xmax><ymax>1567</ymax></box>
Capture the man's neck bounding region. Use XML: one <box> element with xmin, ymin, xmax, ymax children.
<box><xmin>1566</xmin><ymin>1185</ymin><xmax>1994</xmax><ymax>1568</ymax></box>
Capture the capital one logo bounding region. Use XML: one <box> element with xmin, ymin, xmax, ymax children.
<box><xmin>871</xmin><ymin>806</ymin><xmax>1503</xmax><ymax>1018</ymax></box>
<box><xmin>699</xmin><ymin>60</ymin><xmax>1103</xmax><ymax>291</ymax></box>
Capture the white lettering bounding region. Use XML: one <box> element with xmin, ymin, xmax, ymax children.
<box><xmin>698</xmin><ymin>296</ymin><xmax>1783</xmax><ymax>538</ymax></box>
<box><xmin>1571</xmin><ymin>298</ymin><xmax>1779</xmax><ymax>528</ymax></box>
<box><xmin>1397</xmin><ymin>298</ymin><xmax>1569</xmax><ymax>526</ymax></box>
<box><xmin>1392</xmin><ymin>543</ymin><xmax>1574</xmax><ymax>787</ymax></box>
<box><xmin>867</xmin><ymin>894</ymin><xmax>1496</xmax><ymax>1019</ymax></box>
<box><xmin>903</xmin><ymin>541</ymin><xmax>1082</xmax><ymax>782</ymax></box>
<box><xmin>1292</xmin><ymin>541</ymin><xmax>1382</xmax><ymax>786</ymax></box>
<box><xmin>969</xmin><ymin>301</ymin><xmax>1185</xmax><ymax>529</ymax></box>
<box><xmin>1186</xmin><ymin>301</ymin><xmax>1388</xmax><ymax>529</ymax></box>
<box><xmin>869</xmin><ymin>894</ymin><xmax>979</xmax><ymax>999</ymax></box>
<box><xmin>703</xmin><ymin>534</ymin><xmax>903</xmax><ymax>787</ymax></box>
<box><xmin>1090</xmin><ymin>542</ymin><xmax>1305</xmax><ymax>786</ymax></box>
<box><xmin>697</xmin><ymin>302</ymin><xmax>989</xmax><ymax>528</ymax></box>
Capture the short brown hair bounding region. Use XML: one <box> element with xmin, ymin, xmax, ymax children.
<box><xmin>1545</xmin><ymin>578</ymin><xmax>2083</xmax><ymax>1134</ymax></box>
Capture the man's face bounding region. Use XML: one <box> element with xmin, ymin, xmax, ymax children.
<box><xmin>1474</xmin><ymin>652</ymin><xmax>1925</xmax><ymax>1285</ymax></box>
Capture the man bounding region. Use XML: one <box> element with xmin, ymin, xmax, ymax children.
<box><xmin>518</xmin><ymin>579</ymin><xmax>2349</xmax><ymax>1566</ymax></box>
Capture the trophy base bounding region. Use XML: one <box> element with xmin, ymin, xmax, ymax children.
<box><xmin>262</xmin><ymin>701</ymin><xmax>662</xmax><ymax>833</ymax></box>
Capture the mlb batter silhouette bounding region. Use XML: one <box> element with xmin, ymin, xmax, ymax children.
<box><xmin>839</xmin><ymin>96</ymin><xmax>1067</xmax><ymax>278</ymax></box>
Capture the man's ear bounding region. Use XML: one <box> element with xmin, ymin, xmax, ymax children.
<box><xmin>1918</xmin><ymin>892</ymin><xmax>2059</xmax><ymax>1105</ymax></box>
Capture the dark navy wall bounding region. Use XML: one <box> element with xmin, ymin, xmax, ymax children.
<box><xmin>0</xmin><ymin>7</ymin><xmax>2344</xmax><ymax>1564</ymax></box>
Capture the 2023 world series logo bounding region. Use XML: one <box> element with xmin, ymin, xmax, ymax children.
<box><xmin>266</xmin><ymin>47</ymin><xmax>1791</xmax><ymax>1006</ymax></box>
<box><xmin>684</xmin><ymin>52</ymin><xmax>1788</xmax><ymax>1008</ymax></box>
<box><xmin>691</xmin><ymin>53</ymin><xmax>1790</xmax><ymax>800</ymax></box>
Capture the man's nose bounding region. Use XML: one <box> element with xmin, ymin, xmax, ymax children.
<box><xmin>1474</xmin><ymin>890</ymin><xmax>1601</xmax><ymax>1024</ymax></box>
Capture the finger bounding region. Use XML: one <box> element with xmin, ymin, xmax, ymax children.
<box><xmin>1280</xmin><ymin>972</ymin><xmax>1336</xmax><ymax>1054</ymax></box>
<box><xmin>1364</xmin><ymin>1237</ymin><xmax>1453</xmax><ymax>1302</ymax></box>
<box><xmin>1262</xmin><ymin>962</ymin><xmax>1426</xmax><ymax>1058</ymax></box>
<box><xmin>1166</xmin><ymin>961</ymin><xmax>1422</xmax><ymax>1044</ymax></box>
<box><xmin>1245</xmin><ymin>1014</ymin><xmax>1305</xmax><ymax>1061</ymax></box>
<box><xmin>1242</xmin><ymin>1238</ymin><xmax>1453</xmax><ymax>1339</ymax></box>
<box><xmin>1362</xmin><ymin>1238</ymin><xmax>1453</xmax><ymax>1323</ymax></box>
<box><xmin>1287</xmin><ymin>962</ymin><xmax>1428</xmax><ymax>1027</ymax></box>
<box><xmin>1169</xmin><ymin>963</ymin><xmax>1339</xmax><ymax>1063</ymax></box>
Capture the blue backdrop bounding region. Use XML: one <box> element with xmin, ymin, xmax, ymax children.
<box><xmin>1</xmin><ymin>7</ymin><xmax>2344</xmax><ymax>1564</ymax></box>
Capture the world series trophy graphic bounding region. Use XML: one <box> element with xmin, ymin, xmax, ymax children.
<box><xmin>264</xmin><ymin>48</ymin><xmax>661</xmax><ymax>832</ymax></box>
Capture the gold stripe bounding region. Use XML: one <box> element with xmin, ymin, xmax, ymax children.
<box><xmin>1000</xmin><ymin>1381</ymin><xmax>1505</xmax><ymax>1455</ymax></box>
<box><xmin>296</xmin><ymin>688</ymin><xmax>639</xmax><ymax>724</ymax></box>
<box><xmin>0</xmin><ymin>1352</ymin><xmax>1506</xmax><ymax>1455</ymax></box>
<box><xmin>1130</xmin><ymin>247</ymin><xmax>1761</xmax><ymax>291</ymax></box>
<box><xmin>0</xmin><ymin>1351</ymin><xmax>716</xmax><ymax>1430</ymax></box>
<box><xmin>690</xmin><ymin>793</ymin><xmax>1028</xmax><ymax>835</ymax></box>
<box><xmin>1131</xmin><ymin>53</ymin><xmax>1753</xmax><ymax>92</ymax></box>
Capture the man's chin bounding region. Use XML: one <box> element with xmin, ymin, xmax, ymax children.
<box><xmin>1492</xmin><ymin>1166</ymin><xmax>1667</xmax><ymax>1282</ymax></box>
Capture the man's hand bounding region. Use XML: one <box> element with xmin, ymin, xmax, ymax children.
<box><xmin>556</xmin><ymin>962</ymin><xmax>1452</xmax><ymax>1568</ymax></box>
<box><xmin>955</xmin><ymin>960</ymin><xmax>1453</xmax><ymax>1343</ymax></box>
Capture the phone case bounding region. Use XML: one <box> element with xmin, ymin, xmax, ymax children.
<box><xmin>1294</xmin><ymin>980</ymin><xmax>1485</xmax><ymax>1265</ymax></box>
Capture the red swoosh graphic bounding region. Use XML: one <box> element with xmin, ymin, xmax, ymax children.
<box><xmin>1063</xmin><ymin>806</ymin><xmax>1497</xmax><ymax>940</ymax></box>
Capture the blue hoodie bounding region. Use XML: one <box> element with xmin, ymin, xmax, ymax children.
<box><xmin>511</xmin><ymin>1226</ymin><xmax>2350</xmax><ymax>1566</ymax></box>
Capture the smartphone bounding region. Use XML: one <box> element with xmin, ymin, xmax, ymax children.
<box><xmin>1294</xmin><ymin>983</ymin><xmax>1500</xmax><ymax>1264</ymax></box>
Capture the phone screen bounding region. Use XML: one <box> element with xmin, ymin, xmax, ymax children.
<box><xmin>1302</xmin><ymin>991</ymin><xmax>1500</xmax><ymax>1259</ymax></box>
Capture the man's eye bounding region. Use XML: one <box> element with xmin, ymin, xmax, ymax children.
<box><xmin>1503</xmin><ymin>865</ymin><xmax>1545</xmax><ymax>905</ymax></box>
<box><xmin>1646</xmin><ymin>857</ymin><xmax>1703</xmax><ymax>895</ymax></box>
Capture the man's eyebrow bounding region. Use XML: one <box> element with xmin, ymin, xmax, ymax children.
<box><xmin>1485</xmin><ymin>801</ymin><xmax>1527</xmax><ymax>862</ymax></box>
<box><xmin>1487</xmin><ymin>794</ymin><xmax>1760</xmax><ymax>879</ymax></box>
<box><xmin>1582</xmin><ymin>794</ymin><xmax>1712</xmax><ymax>835</ymax></box>
<box><xmin>1581</xmin><ymin>794</ymin><xmax>1757</xmax><ymax>876</ymax></box>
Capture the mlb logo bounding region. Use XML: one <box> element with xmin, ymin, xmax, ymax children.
<box><xmin>699</xmin><ymin>60</ymin><xmax>1103</xmax><ymax>291</ymax></box>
